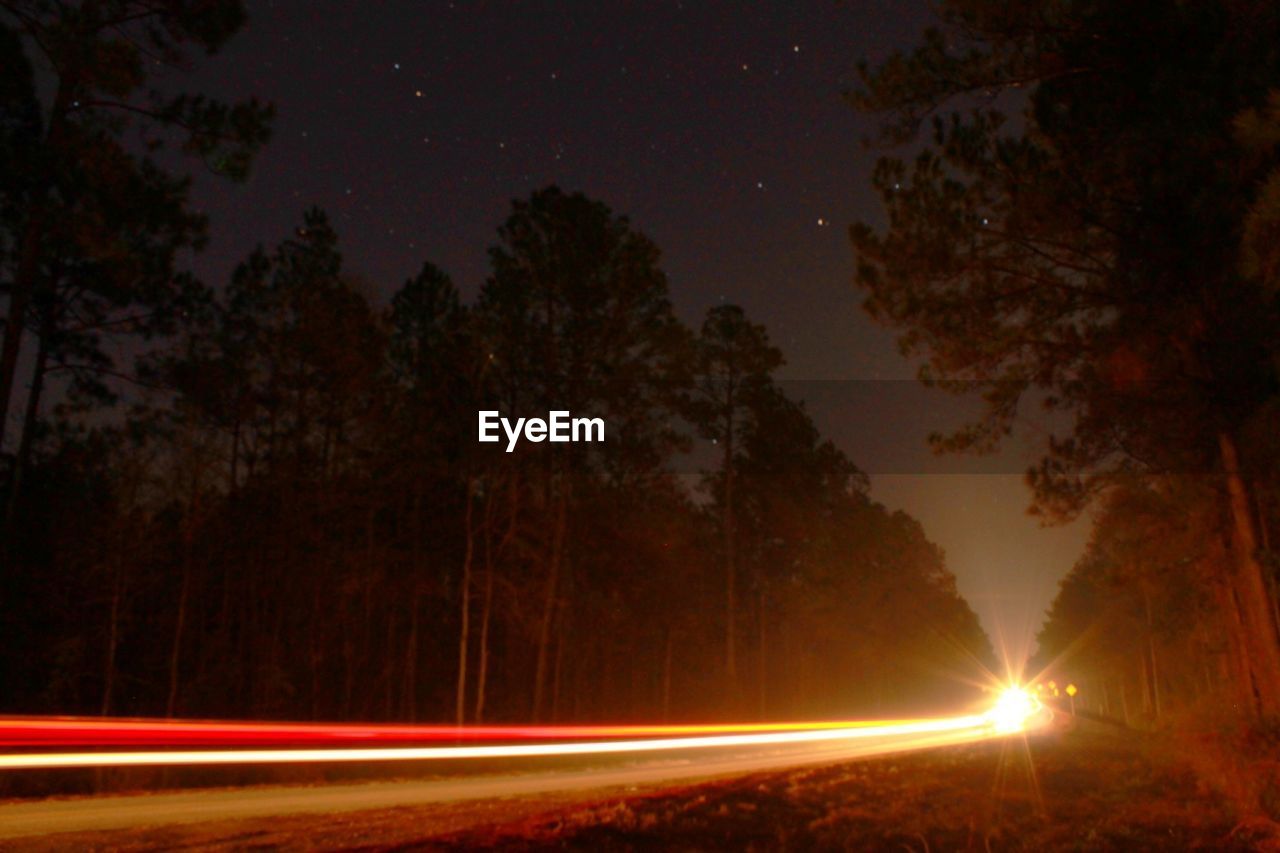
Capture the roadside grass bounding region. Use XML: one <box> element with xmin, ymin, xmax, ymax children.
<box><xmin>414</xmin><ymin>731</ymin><xmax>1252</xmax><ymax>851</ymax></box>
<box><xmin>7</xmin><ymin>727</ymin><xmax>1269</xmax><ymax>851</ymax></box>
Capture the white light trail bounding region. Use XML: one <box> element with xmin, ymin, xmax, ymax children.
<box><xmin>0</xmin><ymin>713</ymin><xmax>1026</xmax><ymax>771</ymax></box>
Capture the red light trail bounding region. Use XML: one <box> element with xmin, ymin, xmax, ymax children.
<box><xmin>0</xmin><ymin>689</ymin><xmax>1046</xmax><ymax>772</ymax></box>
<box><xmin>0</xmin><ymin>716</ymin><xmax>925</xmax><ymax>748</ymax></box>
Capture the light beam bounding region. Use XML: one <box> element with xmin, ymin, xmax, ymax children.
<box><xmin>0</xmin><ymin>702</ymin><xmax>1045</xmax><ymax>771</ymax></box>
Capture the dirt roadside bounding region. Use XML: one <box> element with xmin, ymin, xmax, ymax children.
<box><xmin>1</xmin><ymin>730</ymin><xmax>1261</xmax><ymax>851</ymax></box>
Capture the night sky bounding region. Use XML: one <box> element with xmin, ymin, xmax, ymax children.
<box><xmin>183</xmin><ymin>0</ymin><xmax>1089</xmax><ymax>667</ymax></box>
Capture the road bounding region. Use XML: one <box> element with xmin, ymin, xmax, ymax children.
<box><xmin>0</xmin><ymin>712</ymin><xmax>1038</xmax><ymax>841</ymax></box>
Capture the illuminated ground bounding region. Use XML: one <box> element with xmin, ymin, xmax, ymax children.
<box><xmin>0</xmin><ymin>729</ymin><xmax>1253</xmax><ymax>851</ymax></box>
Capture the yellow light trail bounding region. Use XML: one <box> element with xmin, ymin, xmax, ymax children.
<box><xmin>0</xmin><ymin>697</ymin><xmax>1044</xmax><ymax>771</ymax></box>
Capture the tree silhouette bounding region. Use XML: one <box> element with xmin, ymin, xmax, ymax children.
<box><xmin>852</xmin><ymin>0</ymin><xmax>1280</xmax><ymax>717</ymax></box>
<box><xmin>687</xmin><ymin>304</ymin><xmax>782</xmax><ymax>691</ymax></box>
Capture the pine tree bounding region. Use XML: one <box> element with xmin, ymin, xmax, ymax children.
<box><xmin>0</xmin><ymin>1</ymin><xmax>272</xmax><ymax>532</ymax></box>
<box><xmin>852</xmin><ymin>0</ymin><xmax>1280</xmax><ymax>717</ymax></box>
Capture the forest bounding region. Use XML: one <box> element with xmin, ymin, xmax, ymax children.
<box><xmin>851</xmin><ymin>0</ymin><xmax>1280</xmax><ymax>732</ymax></box>
<box><xmin>0</xmin><ymin>2</ymin><xmax>992</xmax><ymax>724</ymax></box>
<box><xmin>8</xmin><ymin>0</ymin><xmax>1280</xmax><ymax>750</ymax></box>
<box><xmin>7</xmin><ymin>0</ymin><xmax>1280</xmax><ymax>844</ymax></box>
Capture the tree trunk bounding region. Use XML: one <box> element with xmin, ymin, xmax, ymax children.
<box><xmin>723</xmin><ymin>401</ymin><xmax>737</xmax><ymax>686</ymax></box>
<box><xmin>1219</xmin><ymin>431</ymin><xmax>1280</xmax><ymax>717</ymax></box>
<box><xmin>229</xmin><ymin>416</ymin><xmax>241</xmax><ymax>493</ymax></box>
<box><xmin>1142</xmin><ymin>585</ymin><xmax>1161</xmax><ymax>719</ymax></box>
<box><xmin>455</xmin><ymin>478</ymin><xmax>476</xmax><ymax>725</ymax></box>
<box><xmin>1253</xmin><ymin>482</ymin><xmax>1280</xmax><ymax>634</ymax></box>
<box><xmin>166</xmin><ymin>552</ymin><xmax>192</xmax><ymax>717</ymax></box>
<box><xmin>0</xmin><ymin>215</ymin><xmax>46</xmax><ymax>460</ymax></box>
<box><xmin>342</xmin><ymin>608</ymin><xmax>355</xmax><ymax>718</ymax></box>
<box><xmin>1259</xmin><ymin>483</ymin><xmax>1273</xmax><ymax>552</ymax></box>
<box><xmin>405</xmin><ymin>483</ymin><xmax>424</xmax><ymax>720</ymax></box>
<box><xmin>474</xmin><ymin>569</ymin><xmax>493</xmax><ymax>722</ymax></box>
<box><xmin>662</xmin><ymin>626</ymin><xmax>674</xmax><ymax>722</ymax></box>
<box><xmin>551</xmin><ymin>604</ymin><xmax>567</xmax><ymax>722</ymax></box>
<box><xmin>1213</xmin><ymin>549</ymin><xmax>1254</xmax><ymax>711</ymax></box>
<box><xmin>384</xmin><ymin>610</ymin><xmax>395</xmax><ymax>719</ymax></box>
<box><xmin>101</xmin><ymin>545</ymin><xmax>126</xmax><ymax>716</ymax></box>
<box><xmin>3</xmin><ymin>314</ymin><xmax>51</xmax><ymax>544</ymax></box>
<box><xmin>533</xmin><ymin>484</ymin><xmax>568</xmax><ymax>720</ymax></box>
<box><xmin>360</xmin><ymin>562</ymin><xmax>375</xmax><ymax>719</ymax></box>
<box><xmin>1139</xmin><ymin>648</ymin><xmax>1151</xmax><ymax>716</ymax></box>
<box><xmin>0</xmin><ymin>77</ymin><xmax>74</xmax><ymax>455</ymax></box>
<box><xmin>757</xmin><ymin>586</ymin><xmax>767</xmax><ymax>719</ymax></box>
<box><xmin>474</xmin><ymin>486</ymin><xmax>498</xmax><ymax>722</ymax></box>
<box><xmin>166</xmin><ymin>478</ymin><xmax>200</xmax><ymax>717</ymax></box>
<box><xmin>404</xmin><ymin>588</ymin><xmax>419</xmax><ymax>721</ymax></box>
<box><xmin>476</xmin><ymin>473</ymin><xmax>517</xmax><ymax>723</ymax></box>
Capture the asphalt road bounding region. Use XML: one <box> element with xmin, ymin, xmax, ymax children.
<box><xmin>0</xmin><ymin>724</ymin><xmax>1005</xmax><ymax>841</ymax></box>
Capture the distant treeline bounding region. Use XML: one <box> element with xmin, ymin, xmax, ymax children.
<box><xmin>0</xmin><ymin>1</ymin><xmax>994</xmax><ymax>725</ymax></box>
<box><xmin>0</xmin><ymin>189</ymin><xmax>993</xmax><ymax>722</ymax></box>
<box><xmin>1032</xmin><ymin>476</ymin><xmax>1280</xmax><ymax>726</ymax></box>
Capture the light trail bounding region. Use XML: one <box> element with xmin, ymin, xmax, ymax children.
<box><xmin>0</xmin><ymin>696</ymin><xmax>1045</xmax><ymax>771</ymax></box>
<box><xmin>0</xmin><ymin>716</ymin><xmax>927</xmax><ymax>748</ymax></box>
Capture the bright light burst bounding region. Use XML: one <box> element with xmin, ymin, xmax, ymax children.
<box><xmin>986</xmin><ymin>686</ymin><xmax>1039</xmax><ymax>733</ymax></box>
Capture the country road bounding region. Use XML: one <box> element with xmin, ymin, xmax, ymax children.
<box><xmin>0</xmin><ymin>722</ymin><xmax>1008</xmax><ymax>841</ymax></box>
